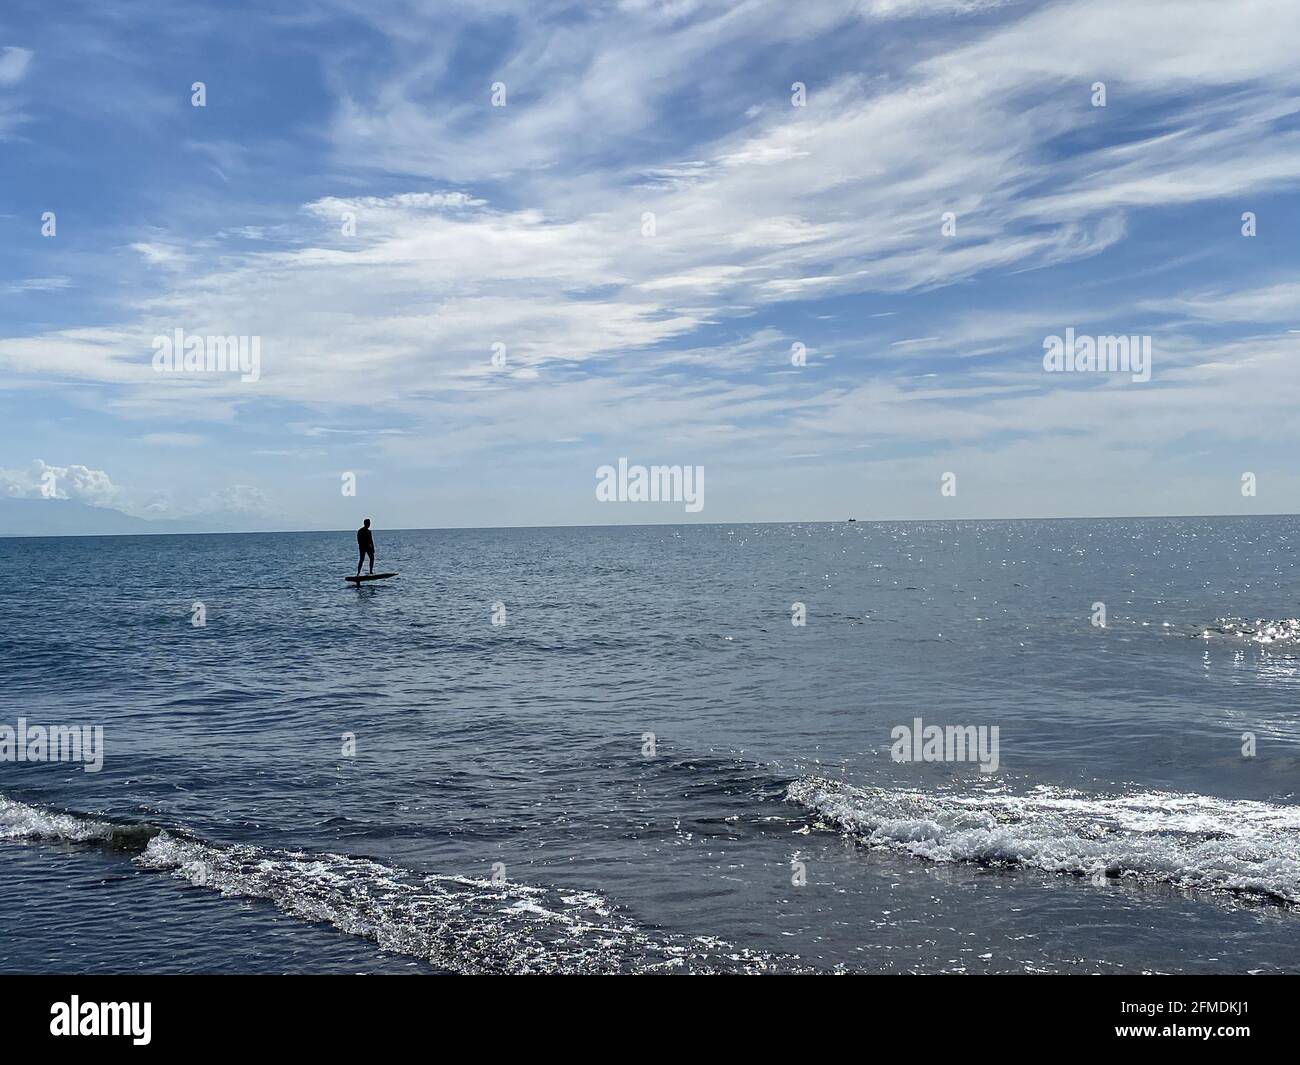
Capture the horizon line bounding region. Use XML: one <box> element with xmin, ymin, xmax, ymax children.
<box><xmin>2</xmin><ymin>511</ymin><xmax>1298</xmax><ymax>540</ymax></box>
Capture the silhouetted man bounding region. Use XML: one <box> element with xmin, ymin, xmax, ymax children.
<box><xmin>356</xmin><ymin>519</ymin><xmax>375</xmax><ymax>576</ymax></box>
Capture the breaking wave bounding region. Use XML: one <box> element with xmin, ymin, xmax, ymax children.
<box><xmin>786</xmin><ymin>776</ymin><xmax>1300</xmax><ymax>906</ymax></box>
<box><xmin>0</xmin><ymin>793</ymin><xmax>788</xmax><ymax>974</ymax></box>
<box><xmin>1190</xmin><ymin>618</ymin><xmax>1300</xmax><ymax>645</ymax></box>
<box><xmin>0</xmin><ymin>794</ymin><xmax>160</xmax><ymax>851</ymax></box>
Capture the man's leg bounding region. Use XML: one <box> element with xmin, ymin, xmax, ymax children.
<box><xmin>367</xmin><ymin>548</ymin><xmax>375</xmax><ymax>574</ymax></box>
<box><xmin>357</xmin><ymin>547</ymin><xmax>365</xmax><ymax>577</ymax></box>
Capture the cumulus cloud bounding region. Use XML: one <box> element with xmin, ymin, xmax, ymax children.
<box><xmin>0</xmin><ymin>460</ymin><xmax>119</xmax><ymax>506</ymax></box>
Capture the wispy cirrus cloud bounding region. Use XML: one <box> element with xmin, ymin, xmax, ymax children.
<box><xmin>2</xmin><ymin>0</ymin><xmax>1300</xmax><ymax>524</ymax></box>
<box><xmin>0</xmin><ymin>44</ymin><xmax>32</xmax><ymax>138</ymax></box>
<box><xmin>0</xmin><ymin>45</ymin><xmax>32</xmax><ymax>85</ymax></box>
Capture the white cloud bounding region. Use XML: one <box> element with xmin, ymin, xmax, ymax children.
<box><xmin>7</xmin><ymin>1</ymin><xmax>1300</xmax><ymax>422</ymax></box>
<box><xmin>0</xmin><ymin>460</ymin><xmax>119</xmax><ymax>505</ymax></box>
<box><xmin>130</xmin><ymin>242</ymin><xmax>190</xmax><ymax>267</ymax></box>
<box><xmin>198</xmin><ymin>484</ymin><xmax>271</xmax><ymax>514</ymax></box>
<box><xmin>139</xmin><ymin>432</ymin><xmax>207</xmax><ymax>447</ymax></box>
<box><xmin>6</xmin><ymin>277</ymin><xmax>71</xmax><ymax>293</ymax></box>
<box><xmin>1144</xmin><ymin>281</ymin><xmax>1300</xmax><ymax>323</ymax></box>
<box><xmin>0</xmin><ymin>46</ymin><xmax>32</xmax><ymax>137</ymax></box>
<box><xmin>0</xmin><ymin>47</ymin><xmax>32</xmax><ymax>86</ymax></box>
<box><xmin>5</xmin><ymin>1</ymin><xmax>1300</xmax><ymax>521</ymax></box>
<box><xmin>853</xmin><ymin>0</ymin><xmax>1013</xmax><ymax>15</ymax></box>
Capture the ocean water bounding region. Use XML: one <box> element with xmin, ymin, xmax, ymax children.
<box><xmin>1</xmin><ymin>518</ymin><xmax>1298</xmax><ymax>974</ymax></box>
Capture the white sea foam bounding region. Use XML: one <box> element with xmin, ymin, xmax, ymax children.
<box><xmin>136</xmin><ymin>831</ymin><xmax>787</xmax><ymax>973</ymax></box>
<box><xmin>0</xmin><ymin>795</ymin><xmax>121</xmax><ymax>843</ymax></box>
<box><xmin>1193</xmin><ymin>618</ymin><xmax>1300</xmax><ymax>644</ymax></box>
<box><xmin>786</xmin><ymin>776</ymin><xmax>1300</xmax><ymax>905</ymax></box>
<box><xmin>2</xmin><ymin>792</ymin><xmax>790</xmax><ymax>972</ymax></box>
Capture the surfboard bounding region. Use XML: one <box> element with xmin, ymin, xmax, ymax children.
<box><xmin>345</xmin><ymin>572</ymin><xmax>398</xmax><ymax>584</ymax></box>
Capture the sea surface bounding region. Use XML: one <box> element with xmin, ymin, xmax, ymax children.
<box><xmin>1</xmin><ymin>518</ymin><xmax>1299</xmax><ymax>974</ymax></box>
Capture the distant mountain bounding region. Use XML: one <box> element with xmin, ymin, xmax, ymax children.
<box><xmin>0</xmin><ymin>497</ymin><xmax>227</xmax><ymax>537</ymax></box>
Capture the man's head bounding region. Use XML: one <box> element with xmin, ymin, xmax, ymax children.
<box><xmin>363</xmin><ymin>518</ymin><xmax>371</xmax><ymax>527</ymax></box>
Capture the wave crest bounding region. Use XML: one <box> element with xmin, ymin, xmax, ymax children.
<box><xmin>1192</xmin><ymin>618</ymin><xmax>1300</xmax><ymax>644</ymax></box>
<box><xmin>785</xmin><ymin>776</ymin><xmax>1300</xmax><ymax>905</ymax></box>
<box><xmin>135</xmin><ymin>832</ymin><xmax>788</xmax><ymax>974</ymax></box>
<box><xmin>0</xmin><ymin>793</ymin><xmax>789</xmax><ymax>973</ymax></box>
<box><xmin>0</xmin><ymin>795</ymin><xmax>160</xmax><ymax>851</ymax></box>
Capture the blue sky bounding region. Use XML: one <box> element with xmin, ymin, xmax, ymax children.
<box><xmin>2</xmin><ymin>0</ymin><xmax>1298</xmax><ymax>530</ymax></box>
